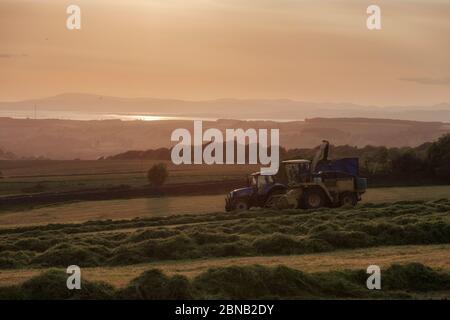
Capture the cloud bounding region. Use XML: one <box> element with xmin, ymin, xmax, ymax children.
<box><xmin>400</xmin><ymin>77</ymin><xmax>450</xmax><ymax>86</ymax></box>
<box><xmin>0</xmin><ymin>53</ymin><xmax>29</xmax><ymax>58</ymax></box>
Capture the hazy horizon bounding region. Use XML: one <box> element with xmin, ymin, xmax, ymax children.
<box><xmin>2</xmin><ymin>92</ymin><xmax>450</xmax><ymax>123</ymax></box>
<box><xmin>1</xmin><ymin>92</ymin><xmax>450</xmax><ymax>107</ymax></box>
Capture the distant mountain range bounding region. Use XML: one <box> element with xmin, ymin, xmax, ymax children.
<box><xmin>1</xmin><ymin>93</ymin><xmax>450</xmax><ymax>122</ymax></box>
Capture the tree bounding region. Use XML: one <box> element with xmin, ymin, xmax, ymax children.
<box><xmin>391</xmin><ymin>151</ymin><xmax>424</xmax><ymax>174</ymax></box>
<box><xmin>362</xmin><ymin>146</ymin><xmax>390</xmax><ymax>174</ymax></box>
<box><xmin>147</xmin><ymin>163</ymin><xmax>169</xmax><ymax>187</ymax></box>
<box><xmin>427</xmin><ymin>133</ymin><xmax>450</xmax><ymax>179</ymax></box>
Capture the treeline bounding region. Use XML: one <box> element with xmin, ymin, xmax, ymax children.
<box><xmin>104</xmin><ymin>133</ymin><xmax>450</xmax><ymax>185</ymax></box>
<box><xmin>284</xmin><ymin>133</ymin><xmax>450</xmax><ymax>185</ymax></box>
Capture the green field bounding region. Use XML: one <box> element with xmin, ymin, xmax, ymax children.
<box><xmin>0</xmin><ymin>160</ymin><xmax>257</xmax><ymax>196</ymax></box>
<box><xmin>2</xmin><ymin>244</ymin><xmax>449</xmax><ymax>288</ymax></box>
<box><xmin>0</xmin><ymin>196</ymin><xmax>450</xmax><ymax>299</ymax></box>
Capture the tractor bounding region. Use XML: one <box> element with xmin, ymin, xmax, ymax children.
<box><xmin>225</xmin><ymin>172</ymin><xmax>287</xmax><ymax>212</ymax></box>
<box><xmin>273</xmin><ymin>140</ymin><xmax>367</xmax><ymax>209</ymax></box>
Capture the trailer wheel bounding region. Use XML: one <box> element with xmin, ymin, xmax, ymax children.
<box><xmin>303</xmin><ymin>189</ymin><xmax>325</xmax><ymax>209</ymax></box>
<box><xmin>340</xmin><ymin>192</ymin><xmax>357</xmax><ymax>207</ymax></box>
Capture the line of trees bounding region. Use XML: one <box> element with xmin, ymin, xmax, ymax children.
<box><xmin>283</xmin><ymin>133</ymin><xmax>450</xmax><ymax>185</ymax></box>
<box><xmin>107</xmin><ymin>133</ymin><xmax>450</xmax><ymax>185</ymax></box>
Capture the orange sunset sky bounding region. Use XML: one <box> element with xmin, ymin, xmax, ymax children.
<box><xmin>0</xmin><ymin>0</ymin><xmax>449</xmax><ymax>105</ymax></box>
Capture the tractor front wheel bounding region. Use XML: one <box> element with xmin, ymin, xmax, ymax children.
<box><xmin>234</xmin><ymin>200</ymin><xmax>249</xmax><ymax>212</ymax></box>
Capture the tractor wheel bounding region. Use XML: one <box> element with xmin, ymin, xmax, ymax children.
<box><xmin>303</xmin><ymin>189</ymin><xmax>325</xmax><ymax>209</ymax></box>
<box><xmin>265</xmin><ymin>195</ymin><xmax>279</xmax><ymax>209</ymax></box>
<box><xmin>264</xmin><ymin>189</ymin><xmax>285</xmax><ymax>209</ymax></box>
<box><xmin>340</xmin><ymin>192</ymin><xmax>357</xmax><ymax>207</ymax></box>
<box><xmin>234</xmin><ymin>200</ymin><xmax>249</xmax><ymax>212</ymax></box>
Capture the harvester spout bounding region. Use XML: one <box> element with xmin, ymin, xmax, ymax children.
<box><xmin>311</xmin><ymin>140</ymin><xmax>329</xmax><ymax>173</ymax></box>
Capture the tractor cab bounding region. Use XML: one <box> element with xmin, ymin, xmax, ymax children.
<box><xmin>225</xmin><ymin>172</ymin><xmax>286</xmax><ymax>212</ymax></box>
<box><xmin>283</xmin><ymin>160</ymin><xmax>312</xmax><ymax>185</ymax></box>
<box><xmin>248</xmin><ymin>172</ymin><xmax>275</xmax><ymax>195</ymax></box>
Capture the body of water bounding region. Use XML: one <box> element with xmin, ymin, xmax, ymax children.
<box><xmin>0</xmin><ymin>109</ymin><xmax>212</xmax><ymax>121</ymax></box>
<box><xmin>0</xmin><ymin>109</ymin><xmax>301</xmax><ymax>122</ymax></box>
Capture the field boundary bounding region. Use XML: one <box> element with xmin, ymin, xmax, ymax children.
<box><xmin>0</xmin><ymin>179</ymin><xmax>245</xmax><ymax>208</ymax></box>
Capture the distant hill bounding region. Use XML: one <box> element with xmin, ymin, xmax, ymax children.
<box><xmin>1</xmin><ymin>93</ymin><xmax>450</xmax><ymax>122</ymax></box>
<box><xmin>0</xmin><ymin>117</ymin><xmax>449</xmax><ymax>160</ymax></box>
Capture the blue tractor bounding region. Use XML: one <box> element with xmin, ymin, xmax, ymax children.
<box><xmin>225</xmin><ymin>172</ymin><xmax>287</xmax><ymax>212</ymax></box>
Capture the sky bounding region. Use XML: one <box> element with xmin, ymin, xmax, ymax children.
<box><xmin>0</xmin><ymin>0</ymin><xmax>449</xmax><ymax>105</ymax></box>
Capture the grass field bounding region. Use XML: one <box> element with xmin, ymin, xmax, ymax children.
<box><xmin>0</xmin><ymin>160</ymin><xmax>258</xmax><ymax>196</ymax></box>
<box><xmin>0</xmin><ymin>160</ymin><xmax>449</xmax><ymax>299</ymax></box>
<box><xmin>0</xmin><ymin>185</ymin><xmax>449</xmax><ymax>227</ymax></box>
<box><xmin>3</xmin><ymin>198</ymin><xmax>450</xmax><ymax>268</ymax></box>
<box><xmin>0</xmin><ymin>196</ymin><xmax>449</xmax><ymax>299</ymax></box>
<box><xmin>1</xmin><ymin>244</ymin><xmax>449</xmax><ymax>288</ymax></box>
<box><xmin>0</xmin><ymin>195</ymin><xmax>450</xmax><ymax>288</ymax></box>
